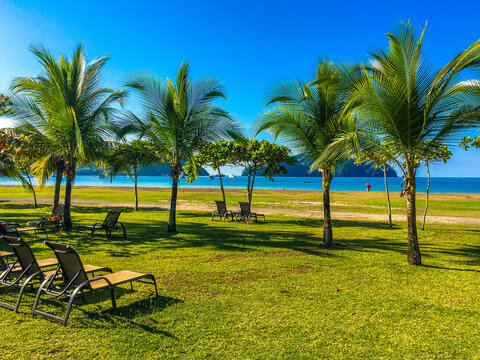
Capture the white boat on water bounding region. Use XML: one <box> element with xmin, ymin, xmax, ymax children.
<box><xmin>227</xmin><ymin>174</ymin><xmax>235</xmax><ymax>178</ymax></box>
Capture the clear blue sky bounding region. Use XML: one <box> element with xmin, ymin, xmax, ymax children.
<box><xmin>1</xmin><ymin>0</ymin><xmax>479</xmax><ymax>177</ymax></box>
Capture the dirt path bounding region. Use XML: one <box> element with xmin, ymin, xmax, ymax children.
<box><xmin>4</xmin><ymin>197</ymin><xmax>480</xmax><ymax>226</ymax></box>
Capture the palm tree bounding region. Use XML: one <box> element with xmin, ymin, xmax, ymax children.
<box><xmin>104</xmin><ymin>139</ymin><xmax>159</xmax><ymax>210</ymax></box>
<box><xmin>337</xmin><ymin>21</ymin><xmax>480</xmax><ymax>265</ymax></box>
<box><xmin>10</xmin><ymin>44</ymin><xmax>125</xmax><ymax>230</ymax></box>
<box><xmin>258</xmin><ymin>60</ymin><xmax>359</xmax><ymax>246</ymax></box>
<box><xmin>127</xmin><ymin>62</ymin><xmax>238</xmax><ymax>232</ymax></box>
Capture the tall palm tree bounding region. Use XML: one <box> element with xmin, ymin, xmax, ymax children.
<box><xmin>331</xmin><ymin>22</ymin><xmax>480</xmax><ymax>265</ymax></box>
<box><xmin>127</xmin><ymin>62</ymin><xmax>238</xmax><ymax>232</ymax></box>
<box><xmin>10</xmin><ymin>44</ymin><xmax>125</xmax><ymax>230</ymax></box>
<box><xmin>258</xmin><ymin>60</ymin><xmax>359</xmax><ymax>246</ymax></box>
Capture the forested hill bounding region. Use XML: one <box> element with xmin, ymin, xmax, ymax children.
<box><xmin>77</xmin><ymin>163</ymin><xmax>209</xmax><ymax>176</ymax></box>
<box><xmin>282</xmin><ymin>158</ymin><xmax>398</xmax><ymax>177</ymax></box>
<box><xmin>78</xmin><ymin>159</ymin><xmax>397</xmax><ymax>178</ymax></box>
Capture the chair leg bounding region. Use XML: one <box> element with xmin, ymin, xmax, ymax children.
<box><xmin>150</xmin><ymin>275</ymin><xmax>158</xmax><ymax>297</ymax></box>
<box><xmin>109</xmin><ymin>286</ymin><xmax>117</xmax><ymax>310</ymax></box>
<box><xmin>120</xmin><ymin>223</ymin><xmax>127</xmax><ymax>238</ymax></box>
<box><xmin>91</xmin><ymin>227</ymin><xmax>96</xmax><ymax>238</ymax></box>
<box><xmin>31</xmin><ymin>277</ymin><xmax>50</xmax><ymax>317</ymax></box>
<box><xmin>15</xmin><ymin>274</ymin><xmax>39</xmax><ymax>312</ymax></box>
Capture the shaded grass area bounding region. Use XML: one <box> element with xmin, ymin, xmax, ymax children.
<box><xmin>0</xmin><ymin>197</ymin><xmax>480</xmax><ymax>358</ymax></box>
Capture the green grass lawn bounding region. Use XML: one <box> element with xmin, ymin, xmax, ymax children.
<box><xmin>3</xmin><ymin>185</ymin><xmax>480</xmax><ymax>218</ymax></box>
<box><xmin>1</xmin><ymin>188</ymin><xmax>480</xmax><ymax>359</ymax></box>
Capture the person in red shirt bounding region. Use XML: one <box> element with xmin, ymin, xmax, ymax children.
<box><xmin>366</xmin><ymin>183</ymin><xmax>372</xmax><ymax>192</ymax></box>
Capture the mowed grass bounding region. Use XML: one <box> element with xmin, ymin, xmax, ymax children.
<box><xmin>3</xmin><ymin>184</ymin><xmax>480</xmax><ymax>218</ymax></box>
<box><xmin>0</xmin><ymin>188</ymin><xmax>480</xmax><ymax>358</ymax></box>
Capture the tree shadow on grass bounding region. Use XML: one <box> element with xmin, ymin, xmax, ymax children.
<box><xmin>8</xmin><ymin>204</ymin><xmax>480</xmax><ymax>272</ymax></box>
<box><xmin>422</xmin><ymin>264</ymin><xmax>480</xmax><ymax>273</ymax></box>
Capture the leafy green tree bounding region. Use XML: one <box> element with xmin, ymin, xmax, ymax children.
<box><xmin>460</xmin><ymin>136</ymin><xmax>480</xmax><ymax>150</ymax></box>
<box><xmin>10</xmin><ymin>44</ymin><xmax>125</xmax><ymax>230</ymax></box>
<box><xmin>185</xmin><ymin>140</ymin><xmax>232</xmax><ymax>206</ymax></box>
<box><xmin>0</xmin><ymin>94</ymin><xmax>11</xmax><ymax>113</ymax></box>
<box><xmin>355</xmin><ymin>142</ymin><xmax>397</xmax><ymax>227</ymax></box>
<box><xmin>0</xmin><ymin>130</ymin><xmax>26</xmax><ymax>183</ymax></box>
<box><xmin>13</xmin><ymin>134</ymin><xmax>40</xmax><ymax>207</ymax></box>
<box><xmin>104</xmin><ymin>140</ymin><xmax>159</xmax><ymax>210</ymax></box>
<box><xmin>258</xmin><ymin>60</ymin><xmax>359</xmax><ymax>246</ymax></box>
<box><xmin>338</xmin><ymin>22</ymin><xmax>480</xmax><ymax>265</ymax></box>
<box><xmin>126</xmin><ymin>62</ymin><xmax>238</xmax><ymax>232</ymax></box>
<box><xmin>230</xmin><ymin>138</ymin><xmax>295</xmax><ymax>208</ymax></box>
<box><xmin>420</xmin><ymin>143</ymin><xmax>451</xmax><ymax>230</ymax></box>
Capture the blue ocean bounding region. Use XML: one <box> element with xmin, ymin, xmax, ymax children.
<box><xmin>1</xmin><ymin>175</ymin><xmax>480</xmax><ymax>194</ymax></box>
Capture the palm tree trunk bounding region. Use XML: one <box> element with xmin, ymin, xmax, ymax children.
<box><xmin>383</xmin><ymin>164</ymin><xmax>392</xmax><ymax>227</ymax></box>
<box><xmin>134</xmin><ymin>165</ymin><xmax>139</xmax><ymax>211</ymax></box>
<box><xmin>168</xmin><ymin>166</ymin><xmax>180</xmax><ymax>232</ymax></box>
<box><xmin>53</xmin><ymin>160</ymin><xmax>63</xmax><ymax>210</ymax></box>
<box><xmin>26</xmin><ymin>171</ymin><xmax>37</xmax><ymax>208</ymax></box>
<box><xmin>62</xmin><ymin>164</ymin><xmax>75</xmax><ymax>231</ymax></box>
<box><xmin>322</xmin><ymin>168</ymin><xmax>333</xmax><ymax>247</ymax></box>
<box><xmin>406</xmin><ymin>175</ymin><xmax>421</xmax><ymax>265</ymax></box>
<box><xmin>422</xmin><ymin>162</ymin><xmax>430</xmax><ymax>231</ymax></box>
<box><xmin>218</xmin><ymin>167</ymin><xmax>226</xmax><ymax>206</ymax></box>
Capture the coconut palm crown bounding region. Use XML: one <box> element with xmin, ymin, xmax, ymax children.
<box><xmin>257</xmin><ymin>59</ymin><xmax>360</xmax><ymax>246</ymax></box>
<box><xmin>126</xmin><ymin>62</ymin><xmax>240</xmax><ymax>232</ymax></box>
<box><xmin>10</xmin><ymin>44</ymin><xmax>126</xmax><ymax>229</ymax></box>
<box><xmin>324</xmin><ymin>21</ymin><xmax>480</xmax><ymax>264</ymax></box>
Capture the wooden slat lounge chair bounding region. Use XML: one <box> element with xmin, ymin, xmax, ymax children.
<box><xmin>235</xmin><ymin>202</ymin><xmax>265</xmax><ymax>224</ymax></box>
<box><xmin>32</xmin><ymin>241</ymin><xmax>158</xmax><ymax>326</ymax></box>
<box><xmin>0</xmin><ymin>235</ymin><xmax>111</xmax><ymax>313</ymax></box>
<box><xmin>211</xmin><ymin>200</ymin><xmax>234</xmax><ymax>222</ymax></box>
<box><xmin>77</xmin><ymin>209</ymin><xmax>127</xmax><ymax>239</ymax></box>
<box><xmin>26</xmin><ymin>204</ymin><xmax>64</xmax><ymax>230</ymax></box>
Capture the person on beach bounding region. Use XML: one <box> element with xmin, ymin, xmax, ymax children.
<box><xmin>366</xmin><ymin>183</ymin><xmax>371</xmax><ymax>192</ymax></box>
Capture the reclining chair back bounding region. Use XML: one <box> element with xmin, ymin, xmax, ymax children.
<box><xmin>1</xmin><ymin>235</ymin><xmax>43</xmax><ymax>276</ymax></box>
<box><xmin>239</xmin><ymin>202</ymin><xmax>251</xmax><ymax>216</ymax></box>
<box><xmin>44</xmin><ymin>242</ymin><xmax>90</xmax><ymax>289</ymax></box>
<box><xmin>215</xmin><ymin>201</ymin><xmax>227</xmax><ymax>214</ymax></box>
<box><xmin>52</xmin><ymin>204</ymin><xmax>64</xmax><ymax>220</ymax></box>
<box><xmin>103</xmin><ymin>209</ymin><xmax>123</xmax><ymax>229</ymax></box>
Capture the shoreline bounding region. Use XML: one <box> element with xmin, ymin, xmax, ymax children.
<box><xmin>1</xmin><ymin>184</ymin><xmax>480</xmax><ymax>196</ymax></box>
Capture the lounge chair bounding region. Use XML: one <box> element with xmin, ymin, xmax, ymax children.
<box><xmin>26</xmin><ymin>204</ymin><xmax>64</xmax><ymax>230</ymax></box>
<box><xmin>0</xmin><ymin>235</ymin><xmax>111</xmax><ymax>313</ymax></box>
<box><xmin>0</xmin><ymin>250</ymin><xmax>14</xmax><ymax>272</ymax></box>
<box><xmin>32</xmin><ymin>241</ymin><xmax>158</xmax><ymax>326</ymax></box>
<box><xmin>0</xmin><ymin>221</ymin><xmax>48</xmax><ymax>239</ymax></box>
<box><xmin>235</xmin><ymin>202</ymin><xmax>265</xmax><ymax>224</ymax></box>
<box><xmin>76</xmin><ymin>209</ymin><xmax>126</xmax><ymax>239</ymax></box>
<box><xmin>211</xmin><ymin>200</ymin><xmax>234</xmax><ymax>222</ymax></box>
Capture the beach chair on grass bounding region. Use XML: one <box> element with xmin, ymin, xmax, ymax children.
<box><xmin>26</xmin><ymin>204</ymin><xmax>64</xmax><ymax>231</ymax></box>
<box><xmin>1</xmin><ymin>221</ymin><xmax>48</xmax><ymax>239</ymax></box>
<box><xmin>32</xmin><ymin>242</ymin><xmax>158</xmax><ymax>326</ymax></box>
<box><xmin>76</xmin><ymin>209</ymin><xmax>126</xmax><ymax>239</ymax></box>
<box><xmin>0</xmin><ymin>236</ymin><xmax>111</xmax><ymax>313</ymax></box>
<box><xmin>212</xmin><ymin>201</ymin><xmax>234</xmax><ymax>222</ymax></box>
<box><xmin>235</xmin><ymin>202</ymin><xmax>265</xmax><ymax>224</ymax></box>
<box><xmin>0</xmin><ymin>250</ymin><xmax>14</xmax><ymax>272</ymax></box>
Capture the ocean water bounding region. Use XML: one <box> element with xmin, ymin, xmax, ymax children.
<box><xmin>1</xmin><ymin>175</ymin><xmax>480</xmax><ymax>193</ymax></box>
